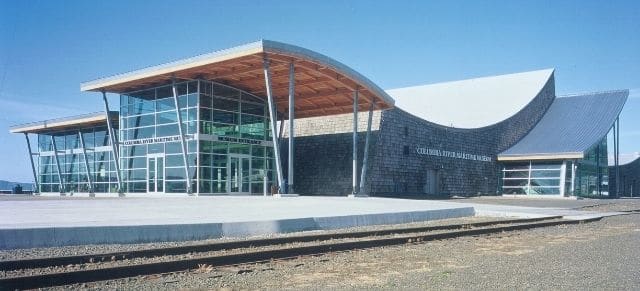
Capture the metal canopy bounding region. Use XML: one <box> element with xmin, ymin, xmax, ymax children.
<box><xmin>498</xmin><ymin>90</ymin><xmax>629</xmax><ymax>161</ymax></box>
<box><xmin>80</xmin><ymin>40</ymin><xmax>394</xmax><ymax>119</ymax></box>
<box><xmin>9</xmin><ymin>112</ymin><xmax>119</xmax><ymax>134</ymax></box>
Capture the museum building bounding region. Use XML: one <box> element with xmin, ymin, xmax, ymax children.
<box><xmin>609</xmin><ymin>155</ymin><xmax>640</xmax><ymax>197</ymax></box>
<box><xmin>9</xmin><ymin>40</ymin><xmax>630</xmax><ymax>198</ymax></box>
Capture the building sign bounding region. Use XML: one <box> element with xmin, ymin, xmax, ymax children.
<box><xmin>123</xmin><ymin>135</ymin><xmax>185</xmax><ymax>146</ymax></box>
<box><xmin>125</xmin><ymin>134</ymin><xmax>271</xmax><ymax>146</ymax></box>
<box><xmin>216</xmin><ymin>136</ymin><xmax>264</xmax><ymax>145</ymax></box>
<box><xmin>416</xmin><ymin>147</ymin><xmax>492</xmax><ymax>162</ymax></box>
<box><xmin>197</xmin><ymin>133</ymin><xmax>273</xmax><ymax>146</ymax></box>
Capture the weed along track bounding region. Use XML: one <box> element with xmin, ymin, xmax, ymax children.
<box><xmin>0</xmin><ymin>216</ymin><xmax>600</xmax><ymax>290</ymax></box>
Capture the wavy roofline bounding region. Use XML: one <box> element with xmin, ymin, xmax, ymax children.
<box><xmin>386</xmin><ymin>68</ymin><xmax>555</xmax><ymax>129</ymax></box>
<box><xmin>498</xmin><ymin>90</ymin><xmax>629</xmax><ymax>159</ymax></box>
<box><xmin>80</xmin><ymin>40</ymin><xmax>394</xmax><ymax>107</ymax></box>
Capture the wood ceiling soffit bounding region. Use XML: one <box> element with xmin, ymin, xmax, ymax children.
<box><xmin>253</xmin><ymin>77</ymin><xmax>329</xmax><ymax>94</ymax></box>
<box><xmin>296</xmin><ymin>102</ymin><xmax>370</xmax><ymax>113</ymax></box>
<box><xmin>300</xmin><ymin>86</ymin><xmax>319</xmax><ymax>95</ymax></box>
<box><xmin>263</xmin><ymin>53</ymin><xmax>294</xmax><ymax>65</ymax></box>
<box><xmin>210</xmin><ymin>65</ymin><xmax>262</xmax><ymax>80</ymax></box>
<box><xmin>294</xmin><ymin>60</ymin><xmax>373</xmax><ymax>103</ymax></box>
<box><xmin>231</xmin><ymin>67</ymin><xmax>289</xmax><ymax>84</ymax></box>
<box><xmin>103</xmin><ymin>53</ymin><xmax>384</xmax><ymax>110</ymax></box>
<box><xmin>275</xmin><ymin>97</ymin><xmax>317</xmax><ymax>108</ymax></box>
<box><xmin>296</xmin><ymin>88</ymin><xmax>353</xmax><ymax>100</ymax></box>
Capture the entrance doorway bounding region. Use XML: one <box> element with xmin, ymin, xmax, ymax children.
<box><xmin>228</xmin><ymin>154</ymin><xmax>250</xmax><ymax>194</ymax></box>
<box><xmin>424</xmin><ymin>169</ymin><xmax>439</xmax><ymax>195</ymax></box>
<box><xmin>147</xmin><ymin>154</ymin><xmax>165</xmax><ymax>193</ymax></box>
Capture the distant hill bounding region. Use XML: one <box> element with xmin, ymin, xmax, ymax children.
<box><xmin>0</xmin><ymin>180</ymin><xmax>35</xmax><ymax>191</ymax></box>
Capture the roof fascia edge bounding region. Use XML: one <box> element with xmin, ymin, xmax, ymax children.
<box><xmin>262</xmin><ymin>40</ymin><xmax>395</xmax><ymax>106</ymax></box>
<box><xmin>576</xmin><ymin>89</ymin><xmax>629</xmax><ymax>157</ymax></box>
<box><xmin>80</xmin><ymin>41</ymin><xmax>265</xmax><ymax>92</ymax></box>
<box><xmin>9</xmin><ymin>112</ymin><xmax>118</xmax><ymax>134</ymax></box>
<box><xmin>497</xmin><ymin>152</ymin><xmax>584</xmax><ymax>161</ymax></box>
<box><xmin>9</xmin><ymin>116</ymin><xmax>106</xmax><ymax>133</ymax></box>
<box><xmin>489</xmin><ymin>68</ymin><xmax>555</xmax><ymax>129</ymax></box>
<box><xmin>80</xmin><ymin>39</ymin><xmax>396</xmax><ymax>108</ymax></box>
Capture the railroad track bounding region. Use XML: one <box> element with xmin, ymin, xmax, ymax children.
<box><xmin>0</xmin><ymin>216</ymin><xmax>599</xmax><ymax>290</ymax></box>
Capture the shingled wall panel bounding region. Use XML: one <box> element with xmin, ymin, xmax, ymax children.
<box><xmin>291</xmin><ymin>74</ymin><xmax>556</xmax><ymax>197</ymax></box>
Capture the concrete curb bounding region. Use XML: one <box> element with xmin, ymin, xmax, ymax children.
<box><xmin>0</xmin><ymin>207</ymin><xmax>475</xmax><ymax>250</ymax></box>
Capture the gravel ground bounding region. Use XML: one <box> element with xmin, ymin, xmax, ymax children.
<box><xmin>4</xmin><ymin>197</ymin><xmax>639</xmax><ymax>290</ymax></box>
<box><xmin>448</xmin><ymin>196</ymin><xmax>640</xmax><ymax>211</ymax></box>
<box><xmin>0</xmin><ymin>216</ymin><xmax>504</xmax><ymax>262</ymax></box>
<box><xmin>574</xmin><ymin>199</ymin><xmax>640</xmax><ymax>212</ymax></box>
<box><xmin>3</xmin><ymin>218</ymin><xmax>521</xmax><ymax>279</ymax></box>
<box><xmin>37</xmin><ymin>213</ymin><xmax>639</xmax><ymax>290</ymax></box>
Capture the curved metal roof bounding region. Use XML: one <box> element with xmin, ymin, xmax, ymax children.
<box><xmin>387</xmin><ymin>69</ymin><xmax>554</xmax><ymax>128</ymax></box>
<box><xmin>81</xmin><ymin>40</ymin><xmax>394</xmax><ymax>118</ymax></box>
<box><xmin>498</xmin><ymin>90</ymin><xmax>629</xmax><ymax>161</ymax></box>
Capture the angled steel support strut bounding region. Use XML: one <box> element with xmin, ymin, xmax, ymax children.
<box><xmin>101</xmin><ymin>91</ymin><xmax>124</xmax><ymax>195</ymax></box>
<box><xmin>352</xmin><ymin>89</ymin><xmax>359</xmax><ymax>195</ymax></box>
<box><xmin>171</xmin><ymin>77</ymin><xmax>193</xmax><ymax>195</ymax></box>
<box><xmin>262</xmin><ymin>54</ymin><xmax>285</xmax><ymax>193</ymax></box>
<box><xmin>288</xmin><ymin>62</ymin><xmax>295</xmax><ymax>194</ymax></box>
<box><xmin>24</xmin><ymin>133</ymin><xmax>39</xmax><ymax>194</ymax></box>
<box><xmin>78</xmin><ymin>130</ymin><xmax>94</xmax><ymax>196</ymax></box>
<box><xmin>359</xmin><ymin>101</ymin><xmax>375</xmax><ymax>195</ymax></box>
<box><xmin>50</xmin><ymin>136</ymin><xmax>64</xmax><ymax>194</ymax></box>
<box><xmin>615</xmin><ymin>117</ymin><xmax>620</xmax><ymax>198</ymax></box>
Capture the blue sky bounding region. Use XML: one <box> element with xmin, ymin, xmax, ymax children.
<box><xmin>0</xmin><ymin>0</ymin><xmax>639</xmax><ymax>182</ymax></box>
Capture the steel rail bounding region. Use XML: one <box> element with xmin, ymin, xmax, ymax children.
<box><xmin>0</xmin><ymin>216</ymin><xmax>560</xmax><ymax>271</ymax></box>
<box><xmin>0</xmin><ymin>217</ymin><xmax>601</xmax><ymax>290</ymax></box>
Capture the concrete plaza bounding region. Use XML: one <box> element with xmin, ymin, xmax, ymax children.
<box><xmin>0</xmin><ymin>195</ymin><xmax>627</xmax><ymax>249</ymax></box>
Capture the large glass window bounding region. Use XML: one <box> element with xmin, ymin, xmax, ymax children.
<box><xmin>574</xmin><ymin>137</ymin><xmax>609</xmax><ymax>197</ymax></box>
<box><xmin>501</xmin><ymin>161</ymin><xmax>563</xmax><ymax>195</ymax></box>
<box><xmin>117</xmin><ymin>80</ymin><xmax>273</xmax><ymax>195</ymax></box>
<box><xmin>37</xmin><ymin>127</ymin><xmax>118</xmax><ymax>194</ymax></box>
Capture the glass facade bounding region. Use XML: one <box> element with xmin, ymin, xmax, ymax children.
<box><xmin>36</xmin><ymin>127</ymin><xmax>118</xmax><ymax>193</ymax></box>
<box><xmin>574</xmin><ymin>137</ymin><xmax>609</xmax><ymax>197</ymax></box>
<box><xmin>500</xmin><ymin>137</ymin><xmax>609</xmax><ymax>197</ymax></box>
<box><xmin>501</xmin><ymin>161</ymin><xmax>564</xmax><ymax>195</ymax></box>
<box><xmin>119</xmin><ymin>80</ymin><xmax>274</xmax><ymax>195</ymax></box>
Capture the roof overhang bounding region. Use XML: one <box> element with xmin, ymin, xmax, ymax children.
<box><xmin>498</xmin><ymin>90</ymin><xmax>628</xmax><ymax>161</ymax></box>
<box><xmin>81</xmin><ymin>40</ymin><xmax>394</xmax><ymax>119</ymax></box>
<box><xmin>497</xmin><ymin>152</ymin><xmax>584</xmax><ymax>161</ymax></box>
<box><xmin>9</xmin><ymin>112</ymin><xmax>118</xmax><ymax>134</ymax></box>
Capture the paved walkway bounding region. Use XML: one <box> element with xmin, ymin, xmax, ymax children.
<box><xmin>0</xmin><ymin>195</ymin><xmax>631</xmax><ymax>249</ymax></box>
<box><xmin>0</xmin><ymin>196</ymin><xmax>476</xmax><ymax>249</ymax></box>
<box><xmin>0</xmin><ymin>196</ymin><xmax>475</xmax><ymax>229</ymax></box>
<box><xmin>448</xmin><ymin>196</ymin><xmax>637</xmax><ymax>219</ymax></box>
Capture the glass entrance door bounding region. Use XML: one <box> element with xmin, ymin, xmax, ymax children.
<box><xmin>228</xmin><ymin>154</ymin><xmax>250</xmax><ymax>194</ymax></box>
<box><xmin>147</xmin><ymin>154</ymin><xmax>164</xmax><ymax>193</ymax></box>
